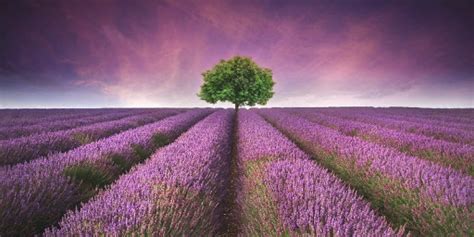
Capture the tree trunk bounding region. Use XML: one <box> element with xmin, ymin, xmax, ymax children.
<box><xmin>234</xmin><ymin>104</ymin><xmax>239</xmax><ymax>111</ymax></box>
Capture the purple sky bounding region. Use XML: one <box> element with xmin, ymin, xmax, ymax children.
<box><xmin>1</xmin><ymin>0</ymin><xmax>473</xmax><ymax>108</ymax></box>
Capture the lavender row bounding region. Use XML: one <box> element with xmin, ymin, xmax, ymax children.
<box><xmin>343</xmin><ymin>107</ymin><xmax>474</xmax><ymax>126</ymax></box>
<box><xmin>237</xmin><ymin>110</ymin><xmax>398</xmax><ymax>236</ymax></box>
<box><xmin>45</xmin><ymin>110</ymin><xmax>233</xmax><ymax>236</ymax></box>
<box><xmin>259</xmin><ymin>109</ymin><xmax>473</xmax><ymax>235</ymax></box>
<box><xmin>259</xmin><ymin>109</ymin><xmax>474</xmax><ymax>206</ymax></box>
<box><xmin>0</xmin><ymin>109</ymin><xmax>211</xmax><ymax>236</ymax></box>
<box><xmin>292</xmin><ymin>109</ymin><xmax>474</xmax><ymax>175</ymax></box>
<box><xmin>0</xmin><ymin>109</ymin><xmax>180</xmax><ymax>166</ymax></box>
<box><xmin>0</xmin><ymin>110</ymin><xmax>149</xmax><ymax>140</ymax></box>
<box><xmin>265</xmin><ymin>160</ymin><xmax>401</xmax><ymax>236</ymax></box>
<box><xmin>317</xmin><ymin>108</ymin><xmax>474</xmax><ymax>144</ymax></box>
<box><xmin>366</xmin><ymin>109</ymin><xmax>474</xmax><ymax>131</ymax></box>
<box><xmin>0</xmin><ymin>109</ymin><xmax>117</xmax><ymax>128</ymax></box>
<box><xmin>379</xmin><ymin>107</ymin><xmax>474</xmax><ymax>123</ymax></box>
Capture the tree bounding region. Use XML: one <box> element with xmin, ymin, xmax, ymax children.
<box><xmin>198</xmin><ymin>56</ymin><xmax>275</xmax><ymax>111</ymax></box>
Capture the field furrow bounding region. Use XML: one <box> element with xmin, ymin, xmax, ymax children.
<box><xmin>237</xmin><ymin>110</ymin><xmax>399</xmax><ymax>236</ymax></box>
<box><xmin>45</xmin><ymin>110</ymin><xmax>233</xmax><ymax>236</ymax></box>
<box><xmin>0</xmin><ymin>109</ymin><xmax>211</xmax><ymax>236</ymax></box>
<box><xmin>316</xmin><ymin>108</ymin><xmax>474</xmax><ymax>145</ymax></box>
<box><xmin>258</xmin><ymin>109</ymin><xmax>474</xmax><ymax>236</ymax></box>
<box><xmin>291</xmin><ymin>109</ymin><xmax>474</xmax><ymax>175</ymax></box>
<box><xmin>0</xmin><ymin>109</ymin><xmax>114</xmax><ymax>128</ymax></box>
<box><xmin>0</xmin><ymin>109</ymin><xmax>163</xmax><ymax>140</ymax></box>
<box><xmin>0</xmin><ymin>109</ymin><xmax>180</xmax><ymax>166</ymax></box>
<box><xmin>0</xmin><ymin>107</ymin><xmax>472</xmax><ymax>236</ymax></box>
<box><xmin>359</xmin><ymin>108</ymin><xmax>474</xmax><ymax>125</ymax></box>
<box><xmin>363</xmin><ymin>109</ymin><xmax>474</xmax><ymax>131</ymax></box>
<box><xmin>381</xmin><ymin>109</ymin><xmax>474</xmax><ymax>124</ymax></box>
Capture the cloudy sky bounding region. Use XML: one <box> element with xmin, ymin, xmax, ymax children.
<box><xmin>1</xmin><ymin>0</ymin><xmax>473</xmax><ymax>108</ymax></box>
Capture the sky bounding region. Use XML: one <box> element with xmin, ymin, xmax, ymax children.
<box><xmin>0</xmin><ymin>0</ymin><xmax>473</xmax><ymax>108</ymax></box>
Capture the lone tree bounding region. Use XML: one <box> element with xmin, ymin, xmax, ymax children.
<box><xmin>198</xmin><ymin>56</ymin><xmax>275</xmax><ymax>111</ymax></box>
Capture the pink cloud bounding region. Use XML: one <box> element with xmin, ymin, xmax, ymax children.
<box><xmin>3</xmin><ymin>0</ymin><xmax>470</xmax><ymax>107</ymax></box>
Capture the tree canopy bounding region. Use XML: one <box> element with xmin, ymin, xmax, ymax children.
<box><xmin>198</xmin><ymin>56</ymin><xmax>274</xmax><ymax>110</ymax></box>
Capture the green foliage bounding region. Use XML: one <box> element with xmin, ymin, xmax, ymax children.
<box><xmin>265</xmin><ymin>117</ymin><xmax>472</xmax><ymax>236</ymax></box>
<box><xmin>132</xmin><ymin>144</ymin><xmax>152</xmax><ymax>162</ymax></box>
<box><xmin>242</xmin><ymin>157</ymin><xmax>291</xmax><ymax>236</ymax></box>
<box><xmin>110</xmin><ymin>154</ymin><xmax>132</xmax><ymax>173</ymax></box>
<box><xmin>72</xmin><ymin>132</ymin><xmax>95</xmax><ymax>145</ymax></box>
<box><xmin>152</xmin><ymin>134</ymin><xmax>170</xmax><ymax>148</ymax></box>
<box><xmin>64</xmin><ymin>164</ymin><xmax>112</xmax><ymax>189</ymax></box>
<box><xmin>198</xmin><ymin>56</ymin><xmax>274</xmax><ymax>109</ymax></box>
<box><xmin>149</xmin><ymin>184</ymin><xmax>216</xmax><ymax>236</ymax></box>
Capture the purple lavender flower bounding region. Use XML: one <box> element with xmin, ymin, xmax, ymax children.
<box><xmin>0</xmin><ymin>109</ymin><xmax>181</xmax><ymax>166</ymax></box>
<box><xmin>316</xmin><ymin>108</ymin><xmax>474</xmax><ymax>145</ymax></box>
<box><xmin>289</xmin><ymin>109</ymin><xmax>474</xmax><ymax>174</ymax></box>
<box><xmin>0</xmin><ymin>109</ymin><xmax>211</xmax><ymax>236</ymax></box>
<box><xmin>237</xmin><ymin>110</ymin><xmax>398</xmax><ymax>236</ymax></box>
<box><xmin>0</xmin><ymin>110</ymin><xmax>150</xmax><ymax>140</ymax></box>
<box><xmin>45</xmin><ymin>110</ymin><xmax>233</xmax><ymax>236</ymax></box>
<box><xmin>259</xmin><ymin>109</ymin><xmax>474</xmax><ymax>206</ymax></box>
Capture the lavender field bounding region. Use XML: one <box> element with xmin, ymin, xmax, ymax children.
<box><xmin>0</xmin><ymin>108</ymin><xmax>472</xmax><ymax>236</ymax></box>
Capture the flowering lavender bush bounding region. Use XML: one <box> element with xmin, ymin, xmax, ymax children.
<box><xmin>0</xmin><ymin>109</ymin><xmax>180</xmax><ymax>166</ymax></box>
<box><xmin>0</xmin><ymin>109</ymin><xmax>211</xmax><ymax>236</ymax></box>
<box><xmin>320</xmin><ymin>107</ymin><xmax>474</xmax><ymax>125</ymax></box>
<box><xmin>291</xmin><ymin>109</ymin><xmax>474</xmax><ymax>175</ymax></box>
<box><xmin>45</xmin><ymin>110</ymin><xmax>233</xmax><ymax>236</ymax></box>
<box><xmin>262</xmin><ymin>109</ymin><xmax>474</xmax><ymax>205</ymax></box>
<box><xmin>380</xmin><ymin>110</ymin><xmax>474</xmax><ymax>130</ymax></box>
<box><xmin>316</xmin><ymin>108</ymin><xmax>474</xmax><ymax>145</ymax></box>
<box><xmin>376</xmin><ymin>107</ymin><xmax>474</xmax><ymax>125</ymax></box>
<box><xmin>237</xmin><ymin>110</ymin><xmax>398</xmax><ymax>236</ymax></box>
<box><xmin>0</xmin><ymin>109</ymin><xmax>107</xmax><ymax>127</ymax></box>
<box><xmin>0</xmin><ymin>107</ymin><xmax>472</xmax><ymax>236</ymax></box>
<box><xmin>259</xmin><ymin>109</ymin><xmax>473</xmax><ymax>235</ymax></box>
<box><xmin>266</xmin><ymin>159</ymin><xmax>400</xmax><ymax>236</ymax></box>
<box><xmin>0</xmin><ymin>109</ymin><xmax>158</xmax><ymax>140</ymax></box>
